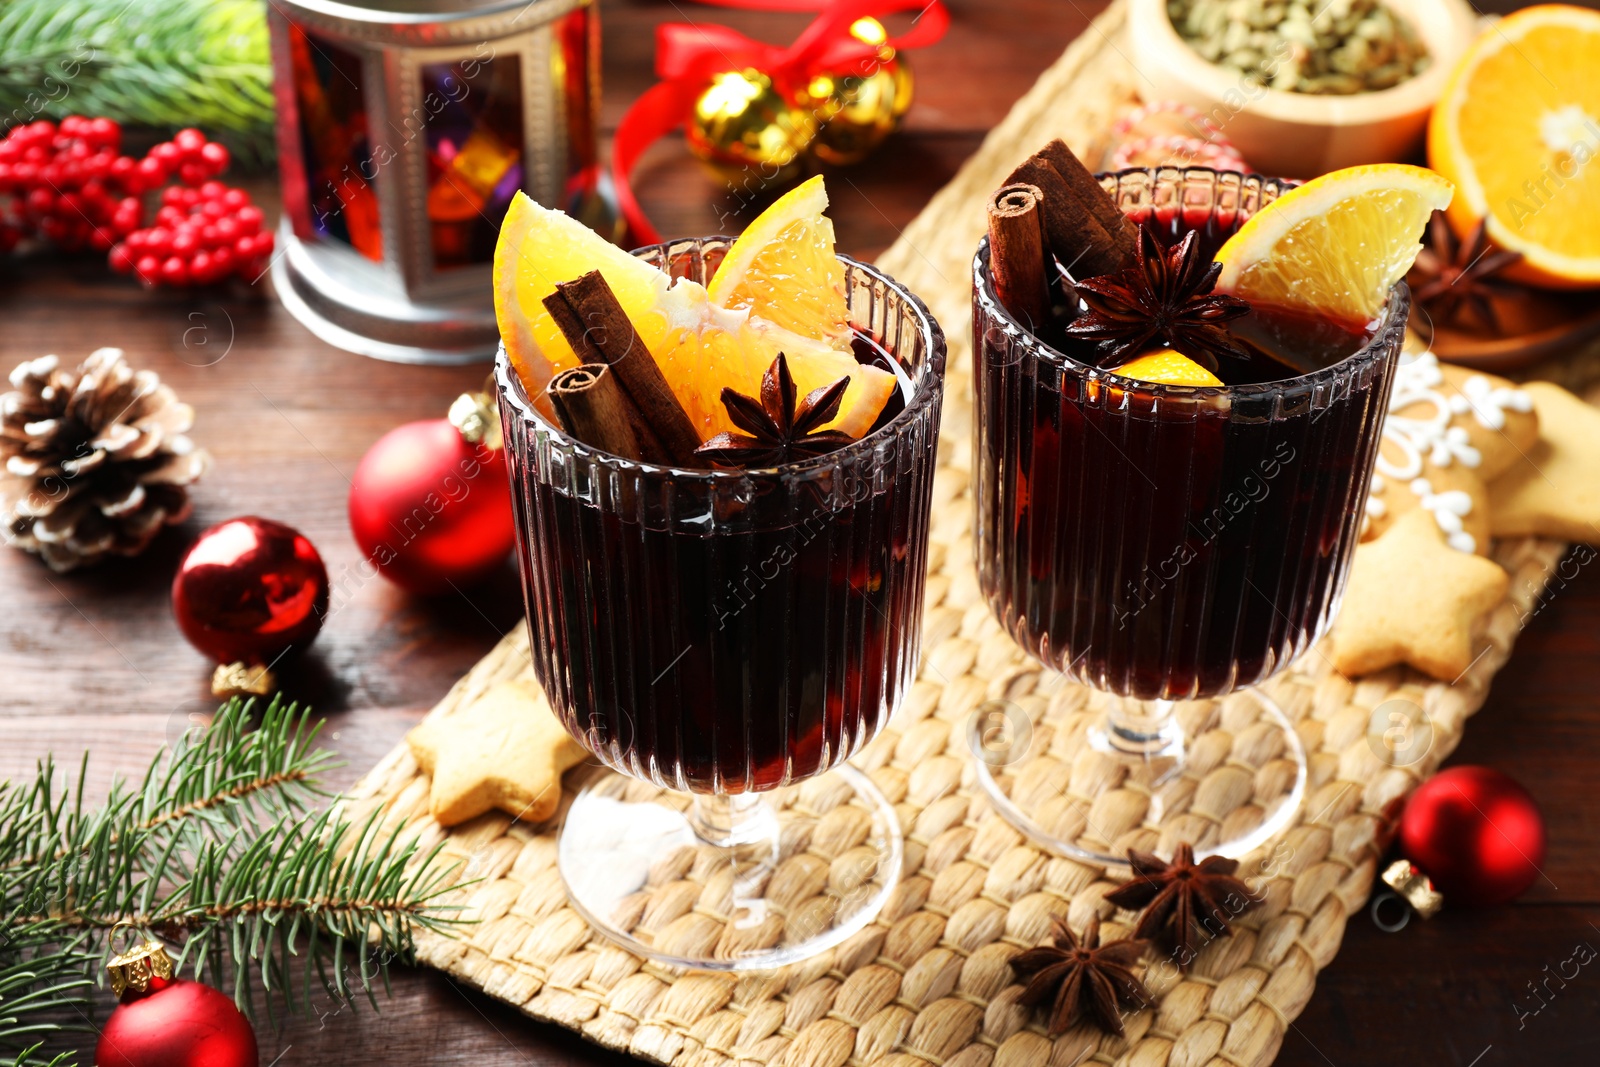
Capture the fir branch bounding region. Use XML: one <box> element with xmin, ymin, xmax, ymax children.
<box><xmin>0</xmin><ymin>698</ymin><xmax>465</xmax><ymax>1061</ymax></box>
<box><xmin>0</xmin><ymin>0</ymin><xmax>274</xmax><ymax>164</ymax></box>
<box><xmin>132</xmin><ymin>696</ymin><xmax>335</xmax><ymax>833</ymax></box>
<box><xmin>0</xmin><ymin>697</ymin><xmax>332</xmax><ymax>883</ymax></box>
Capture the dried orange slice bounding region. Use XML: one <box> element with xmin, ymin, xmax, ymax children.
<box><xmin>1429</xmin><ymin>5</ymin><xmax>1600</xmax><ymax>288</ymax></box>
<box><xmin>1112</xmin><ymin>350</ymin><xmax>1223</xmax><ymax>387</ymax></box>
<box><xmin>1213</xmin><ymin>164</ymin><xmax>1454</xmax><ymax>325</ymax></box>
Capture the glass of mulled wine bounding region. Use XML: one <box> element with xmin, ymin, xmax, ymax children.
<box><xmin>496</xmin><ymin>236</ymin><xmax>945</xmax><ymax>970</ymax></box>
<box><xmin>970</xmin><ymin>168</ymin><xmax>1405</xmax><ymax>864</ymax></box>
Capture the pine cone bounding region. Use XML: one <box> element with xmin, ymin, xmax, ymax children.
<box><xmin>1</xmin><ymin>347</ymin><xmax>209</xmax><ymax>572</ymax></box>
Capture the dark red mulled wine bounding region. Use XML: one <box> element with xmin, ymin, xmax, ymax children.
<box><xmin>500</xmin><ymin>230</ymin><xmax>946</xmax><ymax>796</ymax></box>
<box><xmin>974</xmin><ymin>185</ymin><xmax>1405</xmax><ymax>700</ymax></box>
<box><xmin>512</xmin><ymin>336</ymin><xmax>931</xmax><ymax>793</ymax></box>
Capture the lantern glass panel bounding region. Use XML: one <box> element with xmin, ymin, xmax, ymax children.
<box><xmin>424</xmin><ymin>54</ymin><xmax>526</xmax><ymax>270</ymax></box>
<box><xmin>555</xmin><ymin>5</ymin><xmax>599</xmax><ymax>205</ymax></box>
<box><xmin>287</xmin><ymin>23</ymin><xmax>383</xmax><ymax>261</ymax></box>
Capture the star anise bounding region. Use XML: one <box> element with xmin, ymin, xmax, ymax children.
<box><xmin>1406</xmin><ymin>212</ymin><xmax>1524</xmax><ymax>337</ymax></box>
<box><xmin>1009</xmin><ymin>916</ymin><xmax>1150</xmax><ymax>1036</ymax></box>
<box><xmin>1103</xmin><ymin>843</ymin><xmax>1261</xmax><ymax>970</ymax></box>
<box><xmin>1064</xmin><ymin>222</ymin><xmax>1252</xmax><ymax>371</ymax></box>
<box><xmin>694</xmin><ymin>353</ymin><xmax>855</xmax><ymax>468</ymax></box>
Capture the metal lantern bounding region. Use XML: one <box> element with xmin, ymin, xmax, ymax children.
<box><xmin>267</xmin><ymin>0</ymin><xmax>601</xmax><ymax>364</ymax></box>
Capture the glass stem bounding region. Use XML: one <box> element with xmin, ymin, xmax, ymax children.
<box><xmin>1101</xmin><ymin>697</ymin><xmax>1185</xmax><ymax>762</ymax></box>
<box><xmin>687</xmin><ymin>791</ymin><xmax>780</xmax><ymax>850</ymax></box>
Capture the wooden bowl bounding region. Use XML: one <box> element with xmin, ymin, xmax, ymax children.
<box><xmin>1424</xmin><ymin>291</ymin><xmax>1600</xmax><ymax>372</ymax></box>
<box><xmin>1127</xmin><ymin>0</ymin><xmax>1478</xmax><ymax>177</ymax></box>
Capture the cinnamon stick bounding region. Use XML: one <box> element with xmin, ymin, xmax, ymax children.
<box><xmin>1006</xmin><ymin>139</ymin><xmax>1138</xmax><ymax>279</ymax></box>
<box><xmin>548</xmin><ymin>363</ymin><xmax>667</xmax><ymax>464</ymax></box>
<box><xmin>543</xmin><ymin>270</ymin><xmax>703</xmax><ymax>465</ymax></box>
<box><xmin>986</xmin><ymin>183</ymin><xmax>1050</xmax><ymax>331</ymax></box>
<box><xmin>1038</xmin><ymin>139</ymin><xmax>1142</xmax><ymax>252</ymax></box>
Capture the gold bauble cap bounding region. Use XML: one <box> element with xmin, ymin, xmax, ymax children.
<box><xmin>449</xmin><ymin>376</ymin><xmax>502</xmax><ymax>450</ymax></box>
<box><xmin>1381</xmin><ymin>858</ymin><xmax>1445</xmax><ymax>919</ymax></box>
<box><xmin>105</xmin><ymin>924</ymin><xmax>176</xmax><ymax>998</ymax></box>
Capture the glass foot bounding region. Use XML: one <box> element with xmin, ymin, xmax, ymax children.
<box><xmin>969</xmin><ymin>687</ymin><xmax>1306</xmax><ymax>866</ymax></box>
<box><xmin>558</xmin><ymin>765</ymin><xmax>902</xmax><ymax>971</ymax></box>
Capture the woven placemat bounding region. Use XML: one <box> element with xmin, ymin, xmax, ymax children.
<box><xmin>346</xmin><ymin>5</ymin><xmax>1586</xmax><ymax>1063</ymax></box>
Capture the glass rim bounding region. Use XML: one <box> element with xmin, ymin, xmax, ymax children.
<box><xmin>496</xmin><ymin>241</ymin><xmax>947</xmax><ymax>483</ymax></box>
<box><xmin>972</xmin><ymin>217</ymin><xmax>1411</xmax><ymax>400</ymax></box>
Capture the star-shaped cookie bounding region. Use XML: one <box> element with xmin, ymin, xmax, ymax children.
<box><xmin>407</xmin><ymin>678</ymin><xmax>588</xmax><ymax>827</ymax></box>
<box><xmin>1488</xmin><ymin>382</ymin><xmax>1600</xmax><ymax>543</ymax></box>
<box><xmin>1332</xmin><ymin>508</ymin><xmax>1510</xmax><ymax>681</ymax></box>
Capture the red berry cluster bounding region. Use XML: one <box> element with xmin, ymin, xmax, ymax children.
<box><xmin>0</xmin><ymin>117</ymin><xmax>147</xmax><ymax>254</ymax></box>
<box><xmin>146</xmin><ymin>127</ymin><xmax>231</xmax><ymax>190</ymax></box>
<box><xmin>0</xmin><ymin>116</ymin><xmax>264</xmax><ymax>289</ymax></box>
<box><xmin>111</xmin><ymin>182</ymin><xmax>273</xmax><ymax>288</ymax></box>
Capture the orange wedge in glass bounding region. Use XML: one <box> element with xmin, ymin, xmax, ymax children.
<box><xmin>1213</xmin><ymin>164</ymin><xmax>1454</xmax><ymax>325</ymax></box>
<box><xmin>1111</xmin><ymin>350</ymin><xmax>1223</xmax><ymax>387</ymax></box>
<box><xmin>707</xmin><ymin>175</ymin><xmax>852</xmax><ymax>350</ymax></box>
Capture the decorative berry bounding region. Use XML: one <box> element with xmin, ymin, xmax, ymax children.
<box><xmin>0</xmin><ymin>115</ymin><xmax>251</xmax><ymax>288</ymax></box>
<box><xmin>200</xmin><ymin>142</ymin><xmax>230</xmax><ymax>174</ymax></box>
<box><xmin>173</xmin><ymin>128</ymin><xmax>207</xmax><ymax>155</ymax></box>
<box><xmin>135</xmin><ymin>156</ymin><xmax>166</xmax><ymax>189</ymax></box>
<box><xmin>0</xmin><ymin>115</ymin><xmax>144</xmax><ymax>252</ymax></box>
<box><xmin>112</xmin><ymin>180</ymin><xmax>268</xmax><ymax>288</ymax></box>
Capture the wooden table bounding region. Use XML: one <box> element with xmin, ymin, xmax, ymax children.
<box><xmin>2</xmin><ymin>1</ymin><xmax>1596</xmax><ymax>1064</ymax></box>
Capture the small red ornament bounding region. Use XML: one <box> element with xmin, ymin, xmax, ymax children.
<box><xmin>1398</xmin><ymin>765</ymin><xmax>1546</xmax><ymax>907</ymax></box>
<box><xmin>348</xmin><ymin>388</ymin><xmax>515</xmax><ymax>594</ymax></box>
<box><xmin>173</xmin><ymin>516</ymin><xmax>329</xmax><ymax>667</ymax></box>
<box><xmin>96</xmin><ymin>929</ymin><xmax>258</xmax><ymax>1067</ymax></box>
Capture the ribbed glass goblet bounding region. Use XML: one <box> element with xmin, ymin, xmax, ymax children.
<box><xmin>969</xmin><ymin>167</ymin><xmax>1405</xmax><ymax>865</ymax></box>
<box><xmin>497</xmin><ymin>237</ymin><xmax>945</xmax><ymax>969</ymax></box>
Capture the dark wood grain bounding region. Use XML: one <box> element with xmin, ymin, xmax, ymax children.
<box><xmin>1</xmin><ymin>1</ymin><xmax>1596</xmax><ymax>1065</ymax></box>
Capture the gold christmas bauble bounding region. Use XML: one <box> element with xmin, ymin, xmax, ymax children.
<box><xmin>804</xmin><ymin>19</ymin><xmax>914</xmax><ymax>166</ymax></box>
<box><xmin>686</xmin><ymin>69</ymin><xmax>817</xmax><ymax>187</ymax></box>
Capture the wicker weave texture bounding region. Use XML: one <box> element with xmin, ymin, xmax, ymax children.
<box><xmin>346</xmin><ymin>6</ymin><xmax>1574</xmax><ymax>1064</ymax></box>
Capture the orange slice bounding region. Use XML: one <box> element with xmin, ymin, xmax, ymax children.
<box><xmin>1214</xmin><ymin>164</ymin><xmax>1454</xmax><ymax>325</ymax></box>
<box><xmin>655</xmin><ymin>312</ymin><xmax>894</xmax><ymax>440</ymax></box>
<box><xmin>492</xmin><ymin>192</ymin><xmax>684</xmax><ymax>398</ymax></box>
<box><xmin>707</xmin><ymin>175</ymin><xmax>852</xmax><ymax>349</ymax></box>
<box><xmin>1429</xmin><ymin>5</ymin><xmax>1600</xmax><ymax>287</ymax></box>
<box><xmin>1112</xmin><ymin>350</ymin><xmax>1223</xmax><ymax>387</ymax></box>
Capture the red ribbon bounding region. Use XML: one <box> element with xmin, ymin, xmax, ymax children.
<box><xmin>611</xmin><ymin>0</ymin><xmax>949</xmax><ymax>245</ymax></box>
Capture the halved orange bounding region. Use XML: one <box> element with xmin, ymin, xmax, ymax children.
<box><xmin>1429</xmin><ymin>5</ymin><xmax>1600</xmax><ymax>288</ymax></box>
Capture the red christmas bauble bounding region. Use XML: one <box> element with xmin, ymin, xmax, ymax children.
<box><xmin>172</xmin><ymin>516</ymin><xmax>329</xmax><ymax>665</ymax></box>
<box><xmin>348</xmin><ymin>414</ymin><xmax>515</xmax><ymax>594</ymax></box>
<box><xmin>1399</xmin><ymin>765</ymin><xmax>1546</xmax><ymax>907</ymax></box>
<box><xmin>96</xmin><ymin>976</ymin><xmax>258</xmax><ymax>1067</ymax></box>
